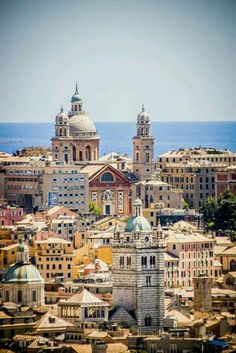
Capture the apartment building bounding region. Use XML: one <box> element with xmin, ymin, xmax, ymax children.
<box><xmin>164</xmin><ymin>222</ymin><xmax>215</xmax><ymax>288</ymax></box>
<box><xmin>0</xmin><ymin>157</ymin><xmax>89</xmax><ymax>214</ymax></box>
<box><xmin>35</xmin><ymin>238</ymin><xmax>76</xmax><ymax>282</ymax></box>
<box><xmin>215</xmin><ymin>166</ymin><xmax>236</xmax><ymax>196</ymax></box>
<box><xmin>135</xmin><ymin>175</ymin><xmax>183</xmax><ymax>210</ymax></box>
<box><xmin>158</xmin><ymin>148</ymin><xmax>236</xmax><ymax>209</ymax></box>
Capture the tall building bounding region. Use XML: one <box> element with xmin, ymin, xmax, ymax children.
<box><xmin>112</xmin><ymin>199</ymin><xmax>165</xmax><ymax>334</ymax></box>
<box><xmin>52</xmin><ymin>83</ymin><xmax>100</xmax><ymax>163</ymax></box>
<box><xmin>133</xmin><ymin>106</ymin><xmax>155</xmax><ymax>181</ymax></box>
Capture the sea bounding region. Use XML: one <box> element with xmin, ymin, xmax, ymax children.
<box><xmin>0</xmin><ymin>122</ymin><xmax>235</xmax><ymax>157</ymax></box>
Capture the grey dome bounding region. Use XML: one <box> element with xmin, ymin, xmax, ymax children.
<box><xmin>69</xmin><ymin>113</ymin><xmax>97</xmax><ymax>134</ymax></box>
<box><xmin>137</xmin><ymin>105</ymin><xmax>149</xmax><ymax>121</ymax></box>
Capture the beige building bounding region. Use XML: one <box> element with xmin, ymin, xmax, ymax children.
<box><xmin>158</xmin><ymin>147</ymin><xmax>236</xmax><ymax>209</ymax></box>
<box><xmin>35</xmin><ymin>237</ymin><xmax>76</xmax><ymax>281</ymax></box>
<box><xmin>136</xmin><ymin>175</ymin><xmax>183</xmax><ymax>210</ymax></box>
<box><xmin>52</xmin><ymin>84</ymin><xmax>100</xmax><ymax>163</ymax></box>
<box><xmin>0</xmin><ymin>158</ymin><xmax>89</xmax><ymax>213</ymax></box>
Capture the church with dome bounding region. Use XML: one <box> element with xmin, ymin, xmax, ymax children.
<box><xmin>111</xmin><ymin>198</ymin><xmax>165</xmax><ymax>334</ymax></box>
<box><xmin>2</xmin><ymin>241</ymin><xmax>45</xmax><ymax>307</ymax></box>
<box><xmin>52</xmin><ymin>83</ymin><xmax>100</xmax><ymax>163</ymax></box>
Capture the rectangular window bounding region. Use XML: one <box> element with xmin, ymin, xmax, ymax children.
<box><xmin>146</xmin><ymin>276</ymin><xmax>151</xmax><ymax>287</ymax></box>
<box><xmin>32</xmin><ymin>290</ymin><xmax>36</xmax><ymax>302</ymax></box>
<box><xmin>18</xmin><ymin>290</ymin><xmax>22</xmax><ymax>302</ymax></box>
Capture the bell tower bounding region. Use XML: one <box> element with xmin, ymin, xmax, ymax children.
<box><xmin>133</xmin><ymin>105</ymin><xmax>155</xmax><ymax>181</ymax></box>
<box><xmin>69</xmin><ymin>82</ymin><xmax>83</xmax><ymax>116</ymax></box>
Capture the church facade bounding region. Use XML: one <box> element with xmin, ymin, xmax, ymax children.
<box><xmin>111</xmin><ymin>199</ymin><xmax>165</xmax><ymax>334</ymax></box>
<box><xmin>52</xmin><ymin>84</ymin><xmax>100</xmax><ymax>163</ymax></box>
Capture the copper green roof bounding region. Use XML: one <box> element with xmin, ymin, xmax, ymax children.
<box><xmin>3</xmin><ymin>263</ymin><xmax>44</xmax><ymax>283</ymax></box>
<box><xmin>125</xmin><ymin>216</ymin><xmax>151</xmax><ymax>232</ymax></box>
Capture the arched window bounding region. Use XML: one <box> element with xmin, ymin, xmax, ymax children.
<box><xmin>150</xmin><ymin>256</ymin><xmax>156</xmax><ymax>268</ymax></box>
<box><xmin>127</xmin><ymin>256</ymin><xmax>132</xmax><ymax>267</ymax></box>
<box><xmin>145</xmin><ymin>315</ymin><xmax>152</xmax><ymax>326</ymax></box>
<box><xmin>101</xmin><ymin>172</ymin><xmax>114</xmax><ymax>182</ymax></box>
<box><xmin>72</xmin><ymin>146</ymin><xmax>76</xmax><ymax>161</ymax></box>
<box><xmin>230</xmin><ymin>260</ymin><xmax>236</xmax><ymax>271</ymax></box>
<box><xmin>142</xmin><ymin>256</ymin><xmax>147</xmax><ymax>267</ymax></box>
<box><xmin>86</xmin><ymin>146</ymin><xmax>91</xmax><ymax>161</ymax></box>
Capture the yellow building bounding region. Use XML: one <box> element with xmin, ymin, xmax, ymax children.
<box><xmin>215</xmin><ymin>245</ymin><xmax>236</xmax><ymax>272</ymax></box>
<box><xmin>35</xmin><ymin>238</ymin><xmax>76</xmax><ymax>281</ymax></box>
<box><xmin>0</xmin><ymin>243</ymin><xmax>18</xmax><ymax>270</ymax></box>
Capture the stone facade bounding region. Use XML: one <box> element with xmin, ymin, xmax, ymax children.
<box><xmin>112</xmin><ymin>199</ymin><xmax>165</xmax><ymax>334</ymax></box>
<box><xmin>193</xmin><ymin>275</ymin><xmax>212</xmax><ymax>319</ymax></box>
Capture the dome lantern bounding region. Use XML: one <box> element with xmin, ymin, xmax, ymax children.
<box><xmin>17</xmin><ymin>240</ymin><xmax>30</xmax><ymax>264</ymax></box>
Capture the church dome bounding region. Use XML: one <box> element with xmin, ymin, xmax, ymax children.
<box><xmin>125</xmin><ymin>215</ymin><xmax>151</xmax><ymax>232</ymax></box>
<box><xmin>2</xmin><ymin>263</ymin><xmax>44</xmax><ymax>284</ymax></box>
<box><xmin>69</xmin><ymin>113</ymin><xmax>97</xmax><ymax>134</ymax></box>
<box><xmin>137</xmin><ymin>105</ymin><xmax>149</xmax><ymax>122</ymax></box>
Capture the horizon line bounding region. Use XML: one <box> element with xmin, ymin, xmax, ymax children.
<box><xmin>0</xmin><ymin>120</ymin><xmax>236</xmax><ymax>124</ymax></box>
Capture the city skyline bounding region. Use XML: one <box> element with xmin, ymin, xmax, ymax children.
<box><xmin>0</xmin><ymin>0</ymin><xmax>235</xmax><ymax>123</ymax></box>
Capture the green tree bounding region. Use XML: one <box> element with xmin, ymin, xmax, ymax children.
<box><xmin>183</xmin><ymin>199</ymin><xmax>189</xmax><ymax>211</ymax></box>
<box><xmin>89</xmin><ymin>202</ymin><xmax>102</xmax><ymax>216</ymax></box>
<box><xmin>201</xmin><ymin>189</ymin><xmax>236</xmax><ymax>238</ymax></box>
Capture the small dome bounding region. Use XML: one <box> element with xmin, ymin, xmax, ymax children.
<box><xmin>137</xmin><ymin>105</ymin><xmax>149</xmax><ymax>121</ymax></box>
<box><xmin>125</xmin><ymin>215</ymin><xmax>151</xmax><ymax>233</ymax></box>
<box><xmin>71</xmin><ymin>83</ymin><xmax>82</xmax><ymax>103</ymax></box>
<box><xmin>69</xmin><ymin>113</ymin><xmax>97</xmax><ymax>134</ymax></box>
<box><xmin>56</xmin><ymin>107</ymin><xmax>68</xmax><ymax>125</ymax></box>
<box><xmin>71</xmin><ymin>94</ymin><xmax>82</xmax><ymax>103</ymax></box>
<box><xmin>133</xmin><ymin>198</ymin><xmax>142</xmax><ymax>207</ymax></box>
<box><xmin>3</xmin><ymin>263</ymin><xmax>44</xmax><ymax>284</ymax></box>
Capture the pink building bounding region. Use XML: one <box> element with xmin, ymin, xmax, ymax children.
<box><xmin>164</xmin><ymin>222</ymin><xmax>215</xmax><ymax>288</ymax></box>
<box><xmin>0</xmin><ymin>206</ymin><xmax>24</xmax><ymax>226</ymax></box>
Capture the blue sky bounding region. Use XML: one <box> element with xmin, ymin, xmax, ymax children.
<box><xmin>0</xmin><ymin>0</ymin><xmax>235</xmax><ymax>122</ymax></box>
